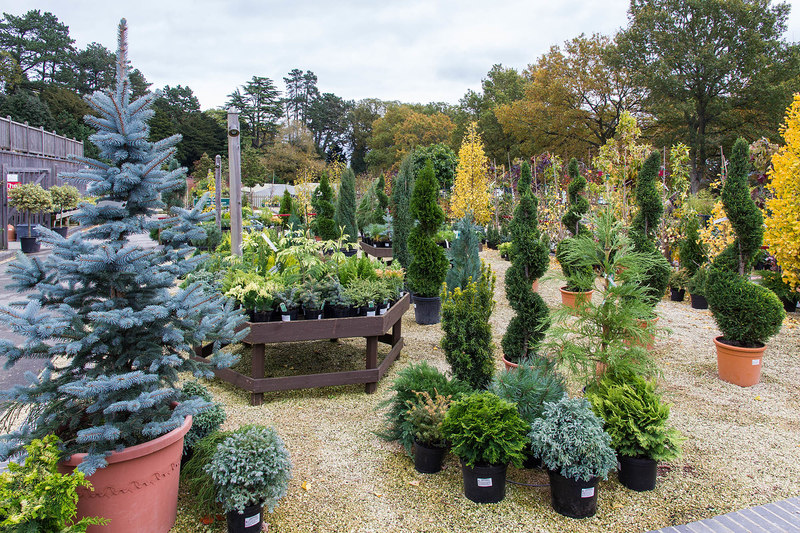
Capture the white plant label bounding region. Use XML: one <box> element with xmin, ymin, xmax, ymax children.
<box><xmin>244</xmin><ymin>513</ymin><xmax>260</xmax><ymax>527</ymax></box>
<box><xmin>367</xmin><ymin>310</ymin><xmax>376</xmax><ymax>317</ymax></box>
<box><xmin>476</xmin><ymin>478</ymin><xmax>492</xmax><ymax>487</ymax></box>
<box><xmin>581</xmin><ymin>487</ymin><xmax>595</xmax><ymax>498</ymax></box>
<box><xmin>281</xmin><ymin>315</ymin><xmax>290</xmax><ymax>322</ymax></box>
<box><xmin>379</xmin><ymin>308</ymin><xmax>387</xmax><ymax>315</ymax></box>
<box><xmin>752</xmin><ymin>359</ymin><xmax>760</xmax><ymax>366</ymax></box>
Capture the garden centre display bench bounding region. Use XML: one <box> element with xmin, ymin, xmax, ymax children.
<box><xmin>194</xmin><ymin>293</ymin><xmax>410</xmax><ymax>405</ymax></box>
<box><xmin>360</xmin><ymin>241</ymin><xmax>393</xmax><ymax>259</ymax></box>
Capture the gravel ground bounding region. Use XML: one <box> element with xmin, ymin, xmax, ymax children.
<box><xmin>172</xmin><ymin>248</ymin><xmax>800</xmax><ymax>533</ymax></box>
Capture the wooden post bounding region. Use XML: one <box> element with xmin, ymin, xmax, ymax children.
<box><xmin>365</xmin><ymin>336</ymin><xmax>378</xmax><ymax>393</ymax></box>
<box><xmin>214</xmin><ymin>155</ymin><xmax>222</xmax><ymax>230</ymax></box>
<box><xmin>227</xmin><ymin>109</ymin><xmax>243</xmax><ymax>256</ymax></box>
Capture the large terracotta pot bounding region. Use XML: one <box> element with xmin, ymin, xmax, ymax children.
<box><xmin>532</xmin><ymin>279</ymin><xmax>539</xmax><ymax>293</ymax></box>
<box><xmin>59</xmin><ymin>415</ymin><xmax>192</xmax><ymax>532</ymax></box>
<box><xmin>559</xmin><ymin>287</ymin><xmax>593</xmax><ymax>309</ymax></box>
<box><xmin>714</xmin><ymin>336</ymin><xmax>766</xmax><ymax>387</ymax></box>
<box><xmin>501</xmin><ymin>354</ymin><xmax>518</xmax><ymax>371</ymax></box>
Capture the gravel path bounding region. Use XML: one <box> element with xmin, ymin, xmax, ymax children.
<box><xmin>173</xmin><ymin>249</ymin><xmax>800</xmax><ymax>532</ymax></box>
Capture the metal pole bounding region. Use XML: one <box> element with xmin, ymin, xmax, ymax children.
<box><xmin>214</xmin><ymin>155</ymin><xmax>222</xmax><ymax>230</ymax></box>
<box><xmin>227</xmin><ymin>109</ymin><xmax>243</xmax><ymax>257</ymax></box>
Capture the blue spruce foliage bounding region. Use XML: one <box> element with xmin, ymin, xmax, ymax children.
<box><xmin>0</xmin><ymin>20</ymin><xmax>245</xmax><ymax>474</ymax></box>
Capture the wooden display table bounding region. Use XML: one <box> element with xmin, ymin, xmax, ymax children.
<box><xmin>194</xmin><ymin>293</ymin><xmax>410</xmax><ymax>405</ymax></box>
<box><xmin>360</xmin><ymin>241</ymin><xmax>393</xmax><ymax>258</ymax></box>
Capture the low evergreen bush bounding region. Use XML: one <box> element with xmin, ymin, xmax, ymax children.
<box><xmin>529</xmin><ymin>396</ymin><xmax>617</xmax><ymax>482</ymax></box>
<box><xmin>687</xmin><ymin>265</ymin><xmax>708</xmax><ymax>297</ymax></box>
<box><xmin>441</xmin><ymin>392</ymin><xmax>528</xmax><ymax>468</ymax></box>
<box><xmin>181</xmin><ymin>381</ymin><xmax>226</xmax><ymax>453</ymax></box>
<box><xmin>490</xmin><ymin>362</ymin><xmax>566</xmax><ymax>426</ymax></box>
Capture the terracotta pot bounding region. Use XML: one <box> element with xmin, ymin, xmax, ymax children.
<box><xmin>501</xmin><ymin>354</ymin><xmax>518</xmax><ymax>371</ymax></box>
<box><xmin>6</xmin><ymin>224</ymin><xmax>15</xmax><ymax>241</ymax></box>
<box><xmin>532</xmin><ymin>279</ymin><xmax>539</xmax><ymax>293</ymax></box>
<box><xmin>59</xmin><ymin>415</ymin><xmax>192</xmax><ymax>532</ymax></box>
<box><xmin>559</xmin><ymin>287</ymin><xmax>593</xmax><ymax>309</ymax></box>
<box><xmin>714</xmin><ymin>336</ymin><xmax>766</xmax><ymax>387</ymax></box>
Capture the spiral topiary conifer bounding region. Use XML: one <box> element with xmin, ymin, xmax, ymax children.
<box><xmin>556</xmin><ymin>158</ymin><xmax>593</xmax><ymax>291</ymax></box>
<box><xmin>630</xmin><ymin>151</ymin><xmax>671</xmax><ymax>308</ymax></box>
<box><xmin>707</xmin><ymin>139</ymin><xmax>784</xmax><ymax>346</ymax></box>
<box><xmin>407</xmin><ymin>160</ymin><xmax>448</xmax><ymax>298</ymax></box>
<box><xmin>678</xmin><ymin>215</ymin><xmax>707</xmax><ymax>277</ymax></box>
<box><xmin>0</xmin><ymin>20</ymin><xmax>243</xmax><ymax>474</ymax></box>
<box><xmin>312</xmin><ymin>172</ymin><xmax>338</xmax><ymax>240</ymax></box>
<box><xmin>391</xmin><ymin>155</ymin><xmax>415</xmax><ymax>268</ymax></box>
<box><xmin>501</xmin><ymin>161</ymin><xmax>550</xmax><ymax>363</ymax></box>
<box><xmin>334</xmin><ymin>167</ymin><xmax>357</xmax><ymax>243</ymax></box>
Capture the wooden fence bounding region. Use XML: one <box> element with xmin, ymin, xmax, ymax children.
<box><xmin>0</xmin><ymin>116</ymin><xmax>84</xmax><ymax>159</ymax></box>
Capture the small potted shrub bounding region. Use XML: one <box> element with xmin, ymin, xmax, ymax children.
<box><xmin>299</xmin><ymin>283</ymin><xmax>325</xmax><ymax>320</ymax></box>
<box><xmin>497</xmin><ymin>241</ymin><xmax>511</xmax><ymax>260</ymax></box>
<box><xmin>181</xmin><ymin>381</ymin><xmax>226</xmax><ymax>465</ymax></box>
<box><xmin>529</xmin><ymin>395</ymin><xmax>617</xmax><ymax>519</ymax></box>
<box><xmin>706</xmin><ymin>139</ymin><xmax>785</xmax><ymax>386</ymax></box>
<box><xmin>405</xmin><ymin>390</ymin><xmax>452</xmax><ymax>474</ymax></box>
<box><xmin>49</xmin><ymin>184</ymin><xmax>81</xmax><ymax>237</ymax></box>
<box><xmin>490</xmin><ymin>360</ymin><xmax>566</xmax><ymax>468</ymax></box>
<box><xmin>275</xmin><ymin>286</ymin><xmax>301</xmax><ymax>321</ymax></box>
<box><xmin>379</xmin><ymin>362</ymin><xmax>471</xmax><ymax>453</ymax></box>
<box><xmin>668</xmin><ymin>268</ymin><xmax>689</xmax><ymax>302</ymax></box>
<box><xmin>204</xmin><ymin>425</ymin><xmax>292</xmax><ymax>533</ymax></box>
<box><xmin>587</xmin><ymin>371</ymin><xmax>683</xmax><ymax>492</ymax></box>
<box><xmin>441</xmin><ymin>392</ymin><xmax>528</xmax><ymax>504</ymax></box>
<box><xmin>8</xmin><ymin>182</ymin><xmax>53</xmax><ymax>253</ymax></box>
<box><xmin>687</xmin><ymin>265</ymin><xmax>709</xmax><ymax>309</ymax></box>
<box><xmin>407</xmin><ymin>160</ymin><xmax>450</xmax><ymax>324</ymax></box>
<box><xmin>0</xmin><ymin>435</ymin><xmax>107</xmax><ymax>531</ymax></box>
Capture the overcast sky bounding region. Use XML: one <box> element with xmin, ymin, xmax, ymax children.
<box><xmin>10</xmin><ymin>1</ymin><xmax>800</xmax><ymax>110</ymax></box>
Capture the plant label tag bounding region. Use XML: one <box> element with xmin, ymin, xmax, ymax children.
<box><xmin>476</xmin><ymin>478</ymin><xmax>492</xmax><ymax>487</ymax></box>
<box><xmin>367</xmin><ymin>310</ymin><xmax>376</xmax><ymax>316</ymax></box>
<box><xmin>379</xmin><ymin>307</ymin><xmax>387</xmax><ymax>315</ymax></box>
<box><xmin>281</xmin><ymin>314</ymin><xmax>290</xmax><ymax>322</ymax></box>
<box><xmin>244</xmin><ymin>513</ymin><xmax>260</xmax><ymax>528</ymax></box>
<box><xmin>752</xmin><ymin>359</ymin><xmax>760</xmax><ymax>365</ymax></box>
<box><xmin>581</xmin><ymin>487</ymin><xmax>595</xmax><ymax>498</ymax></box>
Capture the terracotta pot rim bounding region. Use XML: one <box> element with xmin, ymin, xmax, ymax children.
<box><xmin>62</xmin><ymin>415</ymin><xmax>192</xmax><ymax>466</ymax></box>
<box><xmin>713</xmin><ymin>336</ymin><xmax>765</xmax><ymax>353</ymax></box>
<box><xmin>559</xmin><ymin>286</ymin><xmax>593</xmax><ymax>295</ymax></box>
<box><xmin>501</xmin><ymin>354</ymin><xmax>518</xmax><ymax>369</ymax></box>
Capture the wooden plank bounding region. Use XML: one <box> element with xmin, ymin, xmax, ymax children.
<box><xmin>251</xmin><ymin>368</ymin><xmax>380</xmax><ymax>393</ymax></box>
<box><xmin>377</xmin><ymin>338</ymin><xmax>404</xmax><ymax>380</ymax></box>
<box><xmin>360</xmin><ymin>241</ymin><xmax>393</xmax><ymax>258</ymax></box>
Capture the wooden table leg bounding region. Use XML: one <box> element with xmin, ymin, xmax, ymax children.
<box><xmin>391</xmin><ymin>319</ymin><xmax>402</xmax><ymax>345</ymax></box>
<box><xmin>251</xmin><ymin>343</ymin><xmax>265</xmax><ymax>406</ymax></box>
<box><xmin>365</xmin><ymin>336</ymin><xmax>378</xmax><ymax>393</ymax></box>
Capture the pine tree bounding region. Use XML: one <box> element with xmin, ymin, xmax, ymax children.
<box><xmin>391</xmin><ymin>154</ymin><xmax>415</xmax><ymax>268</ymax></box>
<box><xmin>0</xmin><ymin>20</ymin><xmax>243</xmax><ymax>475</ymax></box>
<box><xmin>630</xmin><ymin>151</ymin><xmax>671</xmax><ymax>308</ymax></box>
<box><xmin>334</xmin><ymin>167</ymin><xmax>357</xmax><ymax>243</ymax></box>
<box><xmin>312</xmin><ymin>172</ymin><xmax>338</xmax><ymax>240</ymax></box>
<box><xmin>765</xmin><ymin>94</ymin><xmax>800</xmax><ymax>292</ymax></box>
<box><xmin>451</xmin><ymin>122</ymin><xmax>491</xmax><ymax>225</ymax></box>
<box><xmin>407</xmin><ymin>160</ymin><xmax>449</xmax><ymax>297</ymax></box>
<box><xmin>501</xmin><ymin>161</ymin><xmax>550</xmax><ymax>363</ymax></box>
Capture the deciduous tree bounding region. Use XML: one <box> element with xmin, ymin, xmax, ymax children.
<box><xmin>451</xmin><ymin>122</ymin><xmax>491</xmax><ymax>225</ymax></box>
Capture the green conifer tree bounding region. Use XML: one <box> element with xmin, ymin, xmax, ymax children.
<box><xmin>407</xmin><ymin>160</ymin><xmax>448</xmax><ymax>297</ymax></box>
<box><xmin>312</xmin><ymin>172</ymin><xmax>338</xmax><ymax>240</ymax></box>
<box><xmin>391</xmin><ymin>155</ymin><xmax>415</xmax><ymax>268</ymax></box>
<box><xmin>501</xmin><ymin>161</ymin><xmax>550</xmax><ymax>363</ymax></box>
<box><xmin>679</xmin><ymin>215</ymin><xmax>707</xmax><ymax>276</ymax></box>
<box><xmin>556</xmin><ymin>158</ymin><xmax>593</xmax><ymax>291</ymax></box>
<box><xmin>335</xmin><ymin>167</ymin><xmax>357</xmax><ymax>243</ymax></box>
<box><xmin>279</xmin><ymin>189</ymin><xmax>293</xmax><ymax>229</ymax></box>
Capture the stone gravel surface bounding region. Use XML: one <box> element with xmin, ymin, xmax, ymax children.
<box><xmin>172</xmin><ymin>248</ymin><xmax>800</xmax><ymax>532</ymax></box>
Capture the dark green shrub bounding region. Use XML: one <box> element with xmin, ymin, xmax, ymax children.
<box><xmin>335</xmin><ymin>168</ymin><xmax>358</xmax><ymax>243</ymax></box>
<box><xmin>441</xmin><ymin>264</ymin><xmax>496</xmax><ymax>390</ymax></box>
<box><xmin>441</xmin><ymin>392</ymin><xmax>528</xmax><ymax>468</ymax></box>
<box><xmin>445</xmin><ymin>214</ymin><xmax>482</xmax><ymax>290</ymax></box>
<box><xmin>181</xmin><ymin>381</ymin><xmax>226</xmax><ymax>453</ymax></box>
<box><xmin>378</xmin><ymin>362</ymin><xmax>471</xmax><ymax>453</ymax></box>
<box><xmin>501</xmin><ymin>161</ymin><xmax>550</xmax><ymax>363</ymax></box>
<box><xmin>490</xmin><ymin>362</ymin><xmax>566</xmax><ymax>426</ymax></box>
<box><xmin>758</xmin><ymin>269</ymin><xmax>800</xmax><ymax>305</ymax></box>
<box><xmin>529</xmin><ymin>395</ymin><xmax>617</xmax><ymax>482</ymax></box>
<box><xmin>391</xmin><ymin>155</ymin><xmax>415</xmax><ymax>268</ymax></box>
<box><xmin>411</xmin><ymin>143</ymin><xmax>457</xmax><ymax>191</ymax></box>
<box><xmin>707</xmin><ymin>139</ymin><xmax>784</xmax><ymax>346</ymax></box>
<box><xmin>486</xmin><ymin>225</ymin><xmax>501</xmax><ymax>248</ymax></box>
<box><xmin>587</xmin><ymin>371</ymin><xmax>683</xmax><ymax>462</ymax></box>
<box><xmin>407</xmin><ymin>160</ymin><xmax>449</xmax><ymax>297</ymax></box>
<box><xmin>668</xmin><ymin>268</ymin><xmax>689</xmax><ymax>290</ymax></box>
<box><xmin>679</xmin><ymin>215</ymin><xmax>707</xmax><ymax>276</ymax></box>
<box><xmin>630</xmin><ymin>151</ymin><xmax>671</xmax><ymax>307</ymax></box>
<box><xmin>312</xmin><ymin>172</ymin><xmax>339</xmax><ymax>241</ymax></box>
<box><xmin>687</xmin><ymin>265</ymin><xmax>708</xmax><ymax>296</ymax></box>
<box><xmin>557</xmin><ymin>158</ymin><xmax>594</xmax><ymax>291</ymax></box>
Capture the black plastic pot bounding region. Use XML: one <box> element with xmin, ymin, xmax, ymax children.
<box><xmin>783</xmin><ymin>299</ymin><xmax>797</xmax><ymax>313</ymax></box>
<box><xmin>303</xmin><ymin>307</ymin><xmax>323</xmax><ymax>320</ymax></box>
<box><xmin>324</xmin><ymin>305</ymin><xmax>350</xmax><ymax>319</ymax></box>
<box><xmin>618</xmin><ymin>455</ymin><xmax>657</xmax><ymax>492</ymax></box>
<box><xmin>20</xmin><ymin>236</ymin><xmax>40</xmax><ymax>254</ymax></box>
<box><xmin>413</xmin><ymin>295</ymin><xmax>441</xmax><ymax>325</ymax></box>
<box><xmin>414</xmin><ymin>440</ymin><xmax>446</xmax><ymax>474</ymax></box>
<box><xmin>362</xmin><ymin>305</ymin><xmax>378</xmax><ymax>317</ymax></box>
<box><xmin>280</xmin><ymin>309</ymin><xmax>299</xmax><ymax>322</ymax></box>
<box><xmin>14</xmin><ymin>224</ymin><xmax>37</xmax><ymax>239</ymax></box>
<box><xmin>547</xmin><ymin>470</ymin><xmax>599</xmax><ymax>519</ymax></box>
<box><xmin>460</xmin><ymin>461</ymin><xmax>507</xmax><ymax>503</ymax></box>
<box><xmin>669</xmin><ymin>288</ymin><xmax>686</xmax><ymax>302</ymax></box>
<box><xmin>690</xmin><ymin>293</ymin><xmax>708</xmax><ymax>309</ymax></box>
<box><xmin>341</xmin><ymin>247</ymin><xmax>357</xmax><ymax>257</ymax></box>
<box><xmin>52</xmin><ymin>226</ymin><xmax>69</xmax><ymax>238</ymax></box>
<box><xmin>226</xmin><ymin>503</ymin><xmax>263</xmax><ymax>533</ymax></box>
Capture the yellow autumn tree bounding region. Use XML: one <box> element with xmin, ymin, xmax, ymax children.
<box><xmin>765</xmin><ymin>93</ymin><xmax>800</xmax><ymax>291</ymax></box>
<box><xmin>451</xmin><ymin>122</ymin><xmax>491</xmax><ymax>224</ymax></box>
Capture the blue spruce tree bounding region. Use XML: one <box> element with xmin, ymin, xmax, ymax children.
<box><xmin>0</xmin><ymin>20</ymin><xmax>244</xmax><ymax>474</ymax></box>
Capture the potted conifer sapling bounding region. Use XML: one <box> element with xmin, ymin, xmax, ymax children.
<box><xmin>556</xmin><ymin>158</ymin><xmax>594</xmax><ymax>308</ymax></box>
<box><xmin>405</xmin><ymin>391</ymin><xmax>452</xmax><ymax>474</ymax></box>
